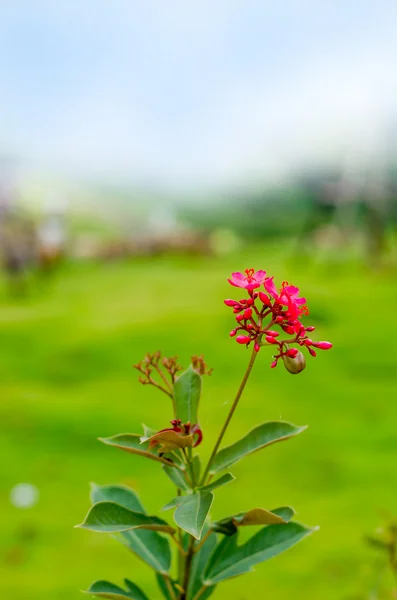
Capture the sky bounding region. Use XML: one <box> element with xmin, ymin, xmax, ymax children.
<box><xmin>1</xmin><ymin>1</ymin><xmax>397</xmax><ymax>191</ymax></box>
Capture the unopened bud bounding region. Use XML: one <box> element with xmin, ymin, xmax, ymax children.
<box><xmin>282</xmin><ymin>350</ymin><xmax>306</xmax><ymax>374</ymax></box>
<box><xmin>265</xmin><ymin>335</ymin><xmax>278</xmax><ymax>344</ymax></box>
<box><xmin>305</xmin><ymin>326</ymin><xmax>315</xmax><ymax>332</ymax></box>
<box><xmin>254</xmin><ymin>342</ymin><xmax>260</xmax><ymax>352</ymax></box>
<box><xmin>270</xmin><ymin>359</ymin><xmax>278</xmax><ymax>368</ymax></box>
<box><xmin>259</xmin><ymin>292</ymin><xmax>271</xmax><ymax>306</ymax></box>
<box><xmin>282</xmin><ymin>325</ymin><xmax>295</xmax><ymax>335</ymax></box>
<box><xmin>224</xmin><ymin>299</ymin><xmax>237</xmax><ymax>307</ymax></box>
<box><xmin>265</xmin><ymin>330</ymin><xmax>279</xmax><ymax>337</ymax></box>
<box><xmin>308</xmin><ymin>347</ymin><xmax>317</xmax><ymax>357</ymax></box>
<box><xmin>243</xmin><ymin>308</ymin><xmax>253</xmax><ymax>319</ymax></box>
<box><xmin>236</xmin><ymin>335</ymin><xmax>251</xmax><ymax>344</ymax></box>
<box><xmin>313</xmin><ymin>341</ymin><xmax>333</xmax><ymax>350</ymax></box>
<box><xmin>229</xmin><ymin>329</ymin><xmax>237</xmax><ymax>337</ymax></box>
<box><xmin>286</xmin><ymin>348</ymin><xmax>298</xmax><ymax>358</ymax></box>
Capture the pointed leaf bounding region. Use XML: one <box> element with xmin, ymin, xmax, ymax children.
<box><xmin>212</xmin><ymin>506</ymin><xmax>295</xmax><ymax>536</ymax></box>
<box><xmin>174</xmin><ymin>492</ymin><xmax>214</xmax><ymax>540</ymax></box>
<box><xmin>210</xmin><ymin>421</ymin><xmax>307</xmax><ymax>474</ymax></box>
<box><xmin>162</xmin><ymin>495</ymin><xmax>187</xmax><ymax>511</ymax></box>
<box><xmin>198</xmin><ymin>473</ymin><xmax>235</xmax><ymax>494</ymax></box>
<box><xmin>76</xmin><ymin>501</ymin><xmax>175</xmax><ymax>534</ymax></box>
<box><xmin>90</xmin><ymin>484</ymin><xmax>144</xmax><ymax>512</ymax></box>
<box><xmin>162</xmin><ymin>465</ymin><xmax>190</xmax><ymax>491</ymax></box>
<box><xmin>173</xmin><ymin>365</ymin><xmax>202</xmax><ymax>424</ymax></box>
<box><xmin>142</xmin><ymin>424</ymin><xmax>156</xmax><ymax>437</ymax></box>
<box><xmin>84</xmin><ymin>579</ymin><xmax>148</xmax><ymax>600</ymax></box>
<box><xmin>90</xmin><ymin>484</ymin><xmax>171</xmax><ymax>574</ymax></box>
<box><xmin>143</xmin><ymin>430</ymin><xmax>194</xmax><ymax>453</ymax></box>
<box><xmin>204</xmin><ymin>521</ymin><xmax>316</xmax><ymax>585</ymax></box>
<box><xmin>99</xmin><ymin>433</ymin><xmax>182</xmax><ymax>469</ymax></box>
<box><xmin>187</xmin><ymin>525</ymin><xmax>218</xmax><ymax>600</ymax></box>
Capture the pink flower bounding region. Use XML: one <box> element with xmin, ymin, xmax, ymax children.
<box><xmin>228</xmin><ymin>268</ymin><xmax>267</xmax><ymax>292</ymax></box>
<box><xmin>264</xmin><ymin>277</ymin><xmax>306</xmax><ymax>307</ymax></box>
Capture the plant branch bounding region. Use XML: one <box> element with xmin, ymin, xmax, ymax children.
<box><xmin>162</xmin><ymin>574</ymin><xmax>177</xmax><ymax>600</ymax></box>
<box><xmin>179</xmin><ymin>536</ymin><xmax>195</xmax><ymax>600</ymax></box>
<box><xmin>200</xmin><ymin>346</ymin><xmax>258</xmax><ymax>485</ymax></box>
<box><xmin>194</xmin><ymin>528</ymin><xmax>213</xmax><ymax>553</ymax></box>
<box><xmin>192</xmin><ymin>585</ymin><xmax>209</xmax><ymax>600</ymax></box>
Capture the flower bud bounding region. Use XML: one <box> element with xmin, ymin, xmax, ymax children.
<box><xmin>224</xmin><ymin>299</ymin><xmax>237</xmax><ymax>307</ymax></box>
<box><xmin>243</xmin><ymin>308</ymin><xmax>253</xmax><ymax>319</ymax></box>
<box><xmin>270</xmin><ymin>359</ymin><xmax>278</xmax><ymax>368</ymax></box>
<box><xmin>286</xmin><ymin>348</ymin><xmax>298</xmax><ymax>358</ymax></box>
<box><xmin>282</xmin><ymin>350</ymin><xmax>306</xmax><ymax>374</ymax></box>
<box><xmin>312</xmin><ymin>341</ymin><xmax>333</xmax><ymax>350</ymax></box>
<box><xmin>305</xmin><ymin>326</ymin><xmax>315</xmax><ymax>332</ymax></box>
<box><xmin>259</xmin><ymin>292</ymin><xmax>271</xmax><ymax>306</ymax></box>
<box><xmin>265</xmin><ymin>330</ymin><xmax>279</xmax><ymax>337</ymax></box>
<box><xmin>236</xmin><ymin>335</ymin><xmax>251</xmax><ymax>344</ymax></box>
<box><xmin>254</xmin><ymin>342</ymin><xmax>260</xmax><ymax>352</ymax></box>
<box><xmin>229</xmin><ymin>329</ymin><xmax>237</xmax><ymax>337</ymax></box>
<box><xmin>282</xmin><ymin>325</ymin><xmax>295</xmax><ymax>334</ymax></box>
<box><xmin>265</xmin><ymin>335</ymin><xmax>278</xmax><ymax>344</ymax></box>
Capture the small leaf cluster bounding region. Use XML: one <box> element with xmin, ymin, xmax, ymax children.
<box><xmin>77</xmin><ymin>358</ymin><xmax>315</xmax><ymax>600</ymax></box>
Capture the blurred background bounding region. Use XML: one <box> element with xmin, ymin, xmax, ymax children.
<box><xmin>1</xmin><ymin>1</ymin><xmax>397</xmax><ymax>598</ymax></box>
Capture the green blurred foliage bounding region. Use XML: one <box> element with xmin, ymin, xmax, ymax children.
<box><xmin>1</xmin><ymin>246</ymin><xmax>397</xmax><ymax>599</ymax></box>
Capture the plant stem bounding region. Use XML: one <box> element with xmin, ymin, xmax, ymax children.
<box><xmin>192</xmin><ymin>586</ymin><xmax>209</xmax><ymax>600</ymax></box>
<box><xmin>200</xmin><ymin>346</ymin><xmax>258</xmax><ymax>485</ymax></box>
<box><xmin>162</xmin><ymin>574</ymin><xmax>177</xmax><ymax>600</ymax></box>
<box><xmin>179</xmin><ymin>536</ymin><xmax>195</xmax><ymax>600</ymax></box>
<box><xmin>194</xmin><ymin>528</ymin><xmax>213</xmax><ymax>553</ymax></box>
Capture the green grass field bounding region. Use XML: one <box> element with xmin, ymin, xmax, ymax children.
<box><xmin>1</xmin><ymin>244</ymin><xmax>397</xmax><ymax>599</ymax></box>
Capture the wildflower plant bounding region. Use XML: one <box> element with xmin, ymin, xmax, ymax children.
<box><xmin>77</xmin><ymin>268</ymin><xmax>332</xmax><ymax>600</ymax></box>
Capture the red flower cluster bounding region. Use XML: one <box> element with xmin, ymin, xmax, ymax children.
<box><xmin>225</xmin><ymin>268</ymin><xmax>332</xmax><ymax>371</ymax></box>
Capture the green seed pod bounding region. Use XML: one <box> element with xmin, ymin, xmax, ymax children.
<box><xmin>282</xmin><ymin>351</ymin><xmax>306</xmax><ymax>374</ymax></box>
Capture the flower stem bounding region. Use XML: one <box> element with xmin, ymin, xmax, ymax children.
<box><xmin>162</xmin><ymin>574</ymin><xmax>177</xmax><ymax>600</ymax></box>
<box><xmin>179</xmin><ymin>536</ymin><xmax>195</xmax><ymax>600</ymax></box>
<box><xmin>192</xmin><ymin>586</ymin><xmax>209</xmax><ymax>600</ymax></box>
<box><xmin>200</xmin><ymin>346</ymin><xmax>258</xmax><ymax>485</ymax></box>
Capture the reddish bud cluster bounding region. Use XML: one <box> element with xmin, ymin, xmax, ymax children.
<box><xmin>225</xmin><ymin>268</ymin><xmax>332</xmax><ymax>371</ymax></box>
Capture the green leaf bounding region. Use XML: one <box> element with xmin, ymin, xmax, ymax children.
<box><xmin>198</xmin><ymin>473</ymin><xmax>235</xmax><ymax>493</ymax></box>
<box><xmin>187</xmin><ymin>526</ymin><xmax>218</xmax><ymax>600</ymax></box>
<box><xmin>162</xmin><ymin>495</ymin><xmax>186</xmax><ymax>511</ymax></box>
<box><xmin>210</xmin><ymin>421</ymin><xmax>307</xmax><ymax>474</ymax></box>
<box><xmin>204</xmin><ymin>521</ymin><xmax>316</xmax><ymax>585</ymax></box>
<box><xmin>155</xmin><ymin>573</ymin><xmax>180</xmax><ymax>600</ymax></box>
<box><xmin>84</xmin><ymin>579</ymin><xmax>148</xmax><ymax>600</ymax></box>
<box><xmin>212</xmin><ymin>506</ymin><xmax>295</xmax><ymax>536</ymax></box>
<box><xmin>76</xmin><ymin>501</ymin><xmax>175</xmax><ymax>534</ymax></box>
<box><xmin>174</xmin><ymin>491</ymin><xmax>214</xmax><ymax>540</ymax></box>
<box><xmin>173</xmin><ymin>365</ymin><xmax>202</xmax><ymax>424</ymax></box>
<box><xmin>142</xmin><ymin>424</ymin><xmax>156</xmax><ymax>437</ymax></box>
<box><xmin>90</xmin><ymin>484</ymin><xmax>171</xmax><ymax>574</ymax></box>
<box><xmin>98</xmin><ymin>434</ymin><xmax>182</xmax><ymax>469</ymax></box>
<box><xmin>162</xmin><ymin>465</ymin><xmax>190</xmax><ymax>491</ymax></box>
